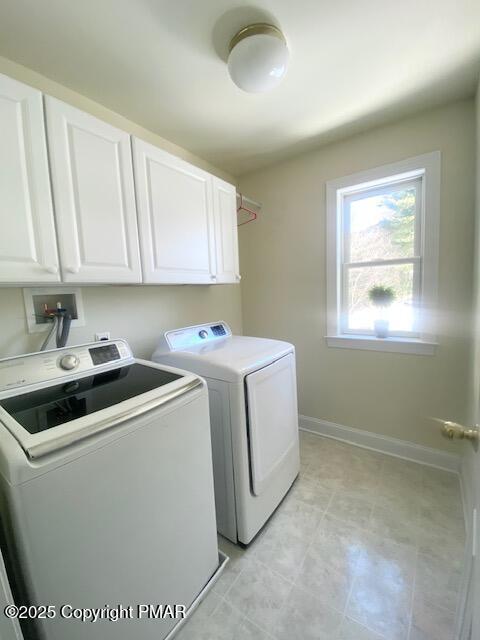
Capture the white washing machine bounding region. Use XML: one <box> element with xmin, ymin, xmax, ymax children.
<box><xmin>0</xmin><ymin>340</ymin><xmax>222</xmax><ymax>640</ymax></box>
<box><xmin>152</xmin><ymin>322</ymin><xmax>300</xmax><ymax>545</ymax></box>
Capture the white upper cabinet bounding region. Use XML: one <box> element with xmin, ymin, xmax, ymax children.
<box><xmin>0</xmin><ymin>71</ymin><xmax>240</xmax><ymax>287</ymax></box>
<box><xmin>133</xmin><ymin>138</ymin><xmax>216</xmax><ymax>284</ymax></box>
<box><xmin>0</xmin><ymin>74</ymin><xmax>59</xmax><ymax>283</ymax></box>
<box><xmin>213</xmin><ymin>177</ymin><xmax>240</xmax><ymax>284</ymax></box>
<box><xmin>45</xmin><ymin>97</ymin><xmax>141</xmax><ymax>283</ymax></box>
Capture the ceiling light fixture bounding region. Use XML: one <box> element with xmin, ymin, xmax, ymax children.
<box><xmin>227</xmin><ymin>23</ymin><xmax>289</xmax><ymax>93</ymax></box>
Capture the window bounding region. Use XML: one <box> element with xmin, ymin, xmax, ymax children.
<box><xmin>326</xmin><ymin>152</ymin><xmax>440</xmax><ymax>355</ymax></box>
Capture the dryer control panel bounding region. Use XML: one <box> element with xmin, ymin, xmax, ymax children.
<box><xmin>165</xmin><ymin>322</ymin><xmax>232</xmax><ymax>351</ymax></box>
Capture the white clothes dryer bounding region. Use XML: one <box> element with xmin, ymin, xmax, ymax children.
<box><xmin>152</xmin><ymin>322</ymin><xmax>300</xmax><ymax>545</ymax></box>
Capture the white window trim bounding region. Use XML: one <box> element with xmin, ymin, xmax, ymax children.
<box><xmin>326</xmin><ymin>151</ymin><xmax>441</xmax><ymax>355</ymax></box>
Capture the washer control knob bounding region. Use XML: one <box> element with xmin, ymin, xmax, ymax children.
<box><xmin>59</xmin><ymin>354</ymin><xmax>80</xmax><ymax>371</ymax></box>
<box><xmin>199</xmin><ymin>330</ymin><xmax>208</xmax><ymax>340</ymax></box>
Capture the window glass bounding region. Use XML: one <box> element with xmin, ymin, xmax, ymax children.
<box><xmin>347</xmin><ymin>185</ymin><xmax>417</xmax><ymax>263</ymax></box>
<box><xmin>345</xmin><ymin>263</ymin><xmax>415</xmax><ymax>333</ymax></box>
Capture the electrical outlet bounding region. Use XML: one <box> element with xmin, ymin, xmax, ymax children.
<box><xmin>95</xmin><ymin>332</ymin><xmax>111</xmax><ymax>342</ymax></box>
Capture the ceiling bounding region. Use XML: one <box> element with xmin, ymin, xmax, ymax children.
<box><xmin>0</xmin><ymin>0</ymin><xmax>479</xmax><ymax>176</ymax></box>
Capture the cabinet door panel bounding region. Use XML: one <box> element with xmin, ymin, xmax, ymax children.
<box><xmin>0</xmin><ymin>74</ymin><xmax>59</xmax><ymax>283</ymax></box>
<box><xmin>46</xmin><ymin>97</ymin><xmax>141</xmax><ymax>283</ymax></box>
<box><xmin>213</xmin><ymin>178</ymin><xmax>240</xmax><ymax>284</ymax></box>
<box><xmin>133</xmin><ymin>138</ymin><xmax>216</xmax><ymax>284</ymax></box>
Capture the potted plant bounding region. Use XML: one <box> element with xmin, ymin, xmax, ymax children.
<box><xmin>368</xmin><ymin>285</ymin><xmax>395</xmax><ymax>338</ymax></box>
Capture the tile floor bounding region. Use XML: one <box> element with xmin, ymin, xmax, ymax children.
<box><xmin>177</xmin><ymin>431</ymin><xmax>466</xmax><ymax>640</ymax></box>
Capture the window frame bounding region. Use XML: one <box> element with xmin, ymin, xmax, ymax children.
<box><xmin>326</xmin><ymin>152</ymin><xmax>441</xmax><ymax>355</ymax></box>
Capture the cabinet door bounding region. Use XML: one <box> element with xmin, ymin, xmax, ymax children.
<box><xmin>213</xmin><ymin>177</ymin><xmax>240</xmax><ymax>284</ymax></box>
<box><xmin>133</xmin><ymin>138</ymin><xmax>216</xmax><ymax>284</ymax></box>
<box><xmin>0</xmin><ymin>74</ymin><xmax>59</xmax><ymax>283</ymax></box>
<box><xmin>45</xmin><ymin>97</ymin><xmax>141</xmax><ymax>283</ymax></box>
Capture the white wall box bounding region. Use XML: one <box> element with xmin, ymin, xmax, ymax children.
<box><xmin>0</xmin><ymin>73</ymin><xmax>60</xmax><ymax>284</ymax></box>
<box><xmin>213</xmin><ymin>177</ymin><xmax>240</xmax><ymax>284</ymax></box>
<box><xmin>23</xmin><ymin>286</ymin><xmax>85</xmax><ymax>334</ymax></box>
<box><xmin>133</xmin><ymin>138</ymin><xmax>217</xmax><ymax>284</ymax></box>
<box><xmin>45</xmin><ymin>97</ymin><xmax>142</xmax><ymax>284</ymax></box>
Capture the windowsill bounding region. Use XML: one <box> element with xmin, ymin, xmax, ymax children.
<box><xmin>325</xmin><ymin>334</ymin><xmax>437</xmax><ymax>355</ymax></box>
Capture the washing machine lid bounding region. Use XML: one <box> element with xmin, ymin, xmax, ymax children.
<box><xmin>153</xmin><ymin>326</ymin><xmax>294</xmax><ymax>383</ymax></box>
<box><xmin>0</xmin><ymin>341</ymin><xmax>201</xmax><ymax>459</ymax></box>
<box><xmin>0</xmin><ymin>363</ymin><xmax>182</xmax><ymax>435</ymax></box>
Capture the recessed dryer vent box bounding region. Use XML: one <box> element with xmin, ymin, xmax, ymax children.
<box><xmin>23</xmin><ymin>287</ymin><xmax>86</xmax><ymax>334</ymax></box>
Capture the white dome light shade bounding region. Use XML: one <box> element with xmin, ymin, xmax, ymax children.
<box><xmin>227</xmin><ymin>24</ymin><xmax>289</xmax><ymax>93</ymax></box>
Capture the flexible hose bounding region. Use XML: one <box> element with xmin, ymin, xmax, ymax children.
<box><xmin>56</xmin><ymin>314</ymin><xmax>63</xmax><ymax>347</ymax></box>
<box><xmin>57</xmin><ymin>313</ymin><xmax>72</xmax><ymax>348</ymax></box>
<box><xmin>40</xmin><ymin>316</ymin><xmax>58</xmax><ymax>351</ymax></box>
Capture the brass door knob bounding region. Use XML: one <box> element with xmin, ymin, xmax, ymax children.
<box><xmin>437</xmin><ymin>420</ymin><xmax>479</xmax><ymax>447</ymax></box>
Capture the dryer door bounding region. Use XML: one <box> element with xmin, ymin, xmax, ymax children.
<box><xmin>246</xmin><ymin>352</ymin><xmax>299</xmax><ymax>496</ymax></box>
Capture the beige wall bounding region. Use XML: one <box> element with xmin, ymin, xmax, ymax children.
<box><xmin>0</xmin><ymin>285</ymin><xmax>242</xmax><ymax>360</ymax></box>
<box><xmin>239</xmin><ymin>100</ymin><xmax>476</xmax><ymax>450</ymax></box>
<box><xmin>0</xmin><ymin>58</ymin><xmax>242</xmax><ymax>360</ymax></box>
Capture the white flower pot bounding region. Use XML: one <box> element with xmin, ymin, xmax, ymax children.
<box><xmin>374</xmin><ymin>319</ymin><xmax>390</xmax><ymax>339</ymax></box>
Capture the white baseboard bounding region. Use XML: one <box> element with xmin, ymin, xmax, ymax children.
<box><xmin>299</xmin><ymin>414</ymin><xmax>461</xmax><ymax>473</ymax></box>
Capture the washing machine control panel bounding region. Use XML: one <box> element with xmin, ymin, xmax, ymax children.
<box><xmin>0</xmin><ymin>340</ymin><xmax>133</xmax><ymax>394</ymax></box>
<box><xmin>166</xmin><ymin>322</ymin><xmax>232</xmax><ymax>351</ymax></box>
<box><xmin>88</xmin><ymin>343</ymin><xmax>121</xmax><ymax>366</ymax></box>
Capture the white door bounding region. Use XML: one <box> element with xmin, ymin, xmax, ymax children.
<box><xmin>246</xmin><ymin>353</ymin><xmax>299</xmax><ymax>496</ymax></box>
<box><xmin>456</xmin><ymin>133</ymin><xmax>480</xmax><ymax>638</ymax></box>
<box><xmin>471</xmin><ymin>373</ymin><xmax>480</xmax><ymax>636</ymax></box>
<box><xmin>213</xmin><ymin>177</ymin><xmax>240</xmax><ymax>284</ymax></box>
<box><xmin>132</xmin><ymin>138</ymin><xmax>216</xmax><ymax>284</ymax></box>
<box><xmin>0</xmin><ymin>73</ymin><xmax>59</xmax><ymax>283</ymax></box>
<box><xmin>45</xmin><ymin>97</ymin><xmax>141</xmax><ymax>283</ymax></box>
<box><xmin>458</xmin><ymin>342</ymin><xmax>480</xmax><ymax>640</ymax></box>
